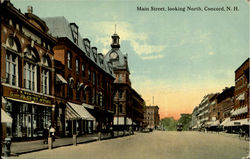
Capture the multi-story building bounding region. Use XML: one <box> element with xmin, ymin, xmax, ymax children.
<box><xmin>231</xmin><ymin>58</ymin><xmax>249</xmax><ymax>127</ymax></box>
<box><xmin>1</xmin><ymin>2</ymin><xmax>57</xmax><ymax>140</ymax></box>
<box><xmin>143</xmin><ymin>106</ymin><xmax>160</xmax><ymax>129</ymax></box>
<box><xmin>105</xmin><ymin>32</ymin><xmax>144</xmax><ymax>131</ymax></box>
<box><xmin>197</xmin><ymin>94</ymin><xmax>213</xmax><ymax>130</ymax></box>
<box><xmin>217</xmin><ymin>87</ymin><xmax>234</xmax><ymax>121</ymax></box>
<box><xmin>44</xmin><ymin>16</ymin><xmax>115</xmax><ymax>136</ymax></box>
<box><xmin>191</xmin><ymin>106</ymin><xmax>199</xmax><ymax>130</ymax></box>
<box><xmin>206</xmin><ymin>93</ymin><xmax>219</xmax><ymax>129</ymax></box>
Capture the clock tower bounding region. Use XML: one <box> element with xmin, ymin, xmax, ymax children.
<box><xmin>111</xmin><ymin>33</ymin><xmax>120</xmax><ymax>48</ymax></box>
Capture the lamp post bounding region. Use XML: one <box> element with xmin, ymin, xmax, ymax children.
<box><xmin>0</xmin><ymin>3</ymin><xmax>3</xmax><ymax>156</ymax></box>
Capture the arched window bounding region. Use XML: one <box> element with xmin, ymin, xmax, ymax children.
<box><xmin>98</xmin><ymin>92</ymin><xmax>103</xmax><ymax>107</ymax></box>
<box><xmin>119</xmin><ymin>104</ymin><xmax>123</xmax><ymax>113</ymax></box>
<box><xmin>67</xmin><ymin>77</ymin><xmax>74</xmax><ymax>99</ymax></box>
<box><xmin>82</xmin><ymin>64</ymin><xmax>85</xmax><ymax>77</ymax></box>
<box><xmin>88</xmin><ymin>69</ymin><xmax>91</xmax><ymax>81</ymax></box>
<box><xmin>41</xmin><ymin>56</ymin><xmax>51</xmax><ymax>94</ymax></box>
<box><xmin>23</xmin><ymin>47</ymin><xmax>39</xmax><ymax>91</ymax></box>
<box><xmin>76</xmin><ymin>59</ymin><xmax>79</xmax><ymax>73</ymax></box>
<box><xmin>76</xmin><ymin>81</ymin><xmax>80</xmax><ymax>100</ymax></box>
<box><xmin>67</xmin><ymin>52</ymin><xmax>72</xmax><ymax>69</ymax></box>
<box><xmin>5</xmin><ymin>36</ymin><xmax>20</xmax><ymax>86</ymax></box>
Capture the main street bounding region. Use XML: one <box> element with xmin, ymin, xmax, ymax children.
<box><xmin>9</xmin><ymin>131</ymin><xmax>249</xmax><ymax>159</ymax></box>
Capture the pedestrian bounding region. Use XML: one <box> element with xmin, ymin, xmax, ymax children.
<box><xmin>43</xmin><ymin>127</ymin><xmax>49</xmax><ymax>144</ymax></box>
<box><xmin>49</xmin><ymin>125</ymin><xmax>56</xmax><ymax>141</ymax></box>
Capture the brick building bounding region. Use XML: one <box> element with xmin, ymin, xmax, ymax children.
<box><xmin>104</xmin><ymin>32</ymin><xmax>144</xmax><ymax>131</ymax></box>
<box><xmin>43</xmin><ymin>17</ymin><xmax>115</xmax><ymax>136</ymax></box>
<box><xmin>231</xmin><ymin>58</ymin><xmax>249</xmax><ymax>127</ymax></box>
<box><xmin>143</xmin><ymin>106</ymin><xmax>159</xmax><ymax>129</ymax></box>
<box><xmin>0</xmin><ymin>2</ymin><xmax>57</xmax><ymax>140</ymax></box>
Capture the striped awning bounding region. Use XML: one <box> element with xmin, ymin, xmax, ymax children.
<box><xmin>66</xmin><ymin>102</ymin><xmax>95</xmax><ymax>121</ymax></box>
<box><xmin>56</xmin><ymin>74</ymin><xmax>67</xmax><ymax>84</ymax></box>
<box><xmin>236</xmin><ymin>93</ymin><xmax>245</xmax><ymax>101</ymax></box>
<box><xmin>1</xmin><ymin>109</ymin><xmax>12</xmax><ymax>123</ymax></box>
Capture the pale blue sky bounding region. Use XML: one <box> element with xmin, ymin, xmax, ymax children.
<box><xmin>12</xmin><ymin>0</ymin><xmax>249</xmax><ymax>119</ymax></box>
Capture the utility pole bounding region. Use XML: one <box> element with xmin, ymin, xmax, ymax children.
<box><xmin>152</xmin><ymin>96</ymin><xmax>154</xmax><ymax>106</ymax></box>
<box><xmin>0</xmin><ymin>2</ymin><xmax>3</xmax><ymax>156</ymax></box>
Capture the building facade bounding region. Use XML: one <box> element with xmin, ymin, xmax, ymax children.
<box><xmin>44</xmin><ymin>17</ymin><xmax>115</xmax><ymax>136</ymax></box>
<box><xmin>231</xmin><ymin>58</ymin><xmax>249</xmax><ymax>127</ymax></box>
<box><xmin>143</xmin><ymin>106</ymin><xmax>160</xmax><ymax>129</ymax></box>
<box><xmin>104</xmin><ymin>32</ymin><xmax>144</xmax><ymax>131</ymax></box>
<box><xmin>1</xmin><ymin>2</ymin><xmax>57</xmax><ymax>140</ymax></box>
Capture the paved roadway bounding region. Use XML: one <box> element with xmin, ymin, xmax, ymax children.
<box><xmin>8</xmin><ymin>131</ymin><xmax>249</xmax><ymax>159</ymax></box>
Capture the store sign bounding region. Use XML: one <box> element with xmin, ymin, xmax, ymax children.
<box><xmin>234</xmin><ymin>122</ymin><xmax>240</xmax><ymax>125</ymax></box>
<box><xmin>9</xmin><ymin>89</ymin><xmax>53</xmax><ymax>105</ymax></box>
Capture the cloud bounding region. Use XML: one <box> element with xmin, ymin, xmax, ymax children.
<box><xmin>141</xmin><ymin>54</ymin><xmax>164</xmax><ymax>60</ymax></box>
<box><xmin>88</xmin><ymin>21</ymin><xmax>166</xmax><ymax>59</ymax></box>
<box><xmin>208</xmin><ymin>51</ymin><xmax>215</xmax><ymax>55</ymax></box>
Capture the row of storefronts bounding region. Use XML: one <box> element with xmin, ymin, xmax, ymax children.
<box><xmin>190</xmin><ymin>58</ymin><xmax>249</xmax><ymax>133</ymax></box>
<box><xmin>0</xmin><ymin>1</ymin><xmax>145</xmax><ymax>141</ymax></box>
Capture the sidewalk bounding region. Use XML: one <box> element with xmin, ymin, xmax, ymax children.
<box><xmin>3</xmin><ymin>131</ymin><xmax>131</xmax><ymax>156</ymax></box>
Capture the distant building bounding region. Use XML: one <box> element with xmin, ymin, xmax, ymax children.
<box><xmin>191</xmin><ymin>106</ymin><xmax>199</xmax><ymax>130</ymax></box>
<box><xmin>217</xmin><ymin>87</ymin><xmax>234</xmax><ymax>122</ymax></box>
<box><xmin>143</xmin><ymin>106</ymin><xmax>160</xmax><ymax>129</ymax></box>
<box><xmin>231</xmin><ymin>58</ymin><xmax>249</xmax><ymax>126</ymax></box>
<box><xmin>197</xmin><ymin>94</ymin><xmax>214</xmax><ymax>130</ymax></box>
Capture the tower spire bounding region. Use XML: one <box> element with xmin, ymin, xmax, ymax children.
<box><xmin>111</xmin><ymin>25</ymin><xmax>120</xmax><ymax>48</ymax></box>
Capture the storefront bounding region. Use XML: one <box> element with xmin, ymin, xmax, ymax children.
<box><xmin>65</xmin><ymin>102</ymin><xmax>95</xmax><ymax>136</ymax></box>
<box><xmin>2</xmin><ymin>87</ymin><xmax>55</xmax><ymax>140</ymax></box>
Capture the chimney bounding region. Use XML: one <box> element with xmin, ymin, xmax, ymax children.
<box><xmin>27</xmin><ymin>6</ymin><xmax>33</xmax><ymax>14</ymax></box>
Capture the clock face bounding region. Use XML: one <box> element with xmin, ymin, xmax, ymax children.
<box><xmin>110</xmin><ymin>52</ymin><xmax>118</xmax><ymax>59</ymax></box>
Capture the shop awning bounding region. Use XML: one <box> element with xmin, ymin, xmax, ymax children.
<box><xmin>82</xmin><ymin>103</ymin><xmax>94</xmax><ymax>109</ymax></box>
<box><xmin>126</xmin><ymin>118</ymin><xmax>132</xmax><ymax>125</ymax></box>
<box><xmin>240</xmin><ymin>118</ymin><xmax>250</xmax><ymax>126</ymax></box>
<box><xmin>56</xmin><ymin>74</ymin><xmax>67</xmax><ymax>84</ymax></box>
<box><xmin>223</xmin><ymin>119</ymin><xmax>250</xmax><ymax>127</ymax></box>
<box><xmin>66</xmin><ymin>102</ymin><xmax>95</xmax><ymax>121</ymax></box>
<box><xmin>113</xmin><ymin>117</ymin><xmax>125</xmax><ymax>125</ymax></box>
<box><xmin>211</xmin><ymin>120</ymin><xmax>220</xmax><ymax>127</ymax></box>
<box><xmin>1</xmin><ymin>109</ymin><xmax>12</xmax><ymax>123</ymax></box>
<box><xmin>232</xmin><ymin>106</ymin><xmax>248</xmax><ymax>116</ymax></box>
<box><xmin>236</xmin><ymin>93</ymin><xmax>245</xmax><ymax>101</ymax></box>
<box><xmin>220</xmin><ymin>117</ymin><xmax>231</xmax><ymax>126</ymax></box>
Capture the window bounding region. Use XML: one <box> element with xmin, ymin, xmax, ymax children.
<box><xmin>67</xmin><ymin>52</ymin><xmax>72</xmax><ymax>69</ymax></box>
<box><xmin>97</xmin><ymin>74</ymin><xmax>99</xmax><ymax>87</ymax></box>
<box><xmin>88</xmin><ymin>89</ymin><xmax>92</xmax><ymax>104</ymax></box>
<box><xmin>42</xmin><ymin>69</ymin><xmax>49</xmax><ymax>94</ymax></box>
<box><xmin>6</xmin><ymin>53</ymin><xmax>18</xmax><ymax>86</ymax></box>
<box><xmin>88</xmin><ymin>69</ymin><xmax>91</xmax><ymax>81</ymax></box>
<box><xmin>93</xmin><ymin>72</ymin><xmax>96</xmax><ymax>85</ymax></box>
<box><xmin>119</xmin><ymin>104</ymin><xmax>122</xmax><ymax>113</ymax></box>
<box><xmin>24</xmin><ymin>62</ymin><xmax>36</xmax><ymax>91</ymax></box>
<box><xmin>76</xmin><ymin>59</ymin><xmax>79</xmax><ymax>73</ymax></box>
<box><xmin>100</xmin><ymin>94</ymin><xmax>103</xmax><ymax>107</ymax></box>
<box><xmin>119</xmin><ymin>91</ymin><xmax>123</xmax><ymax>99</ymax></box>
<box><xmin>76</xmin><ymin>81</ymin><xmax>80</xmax><ymax>100</ymax></box>
<box><xmin>70</xmin><ymin>23</ymin><xmax>78</xmax><ymax>44</ymax></box>
<box><xmin>67</xmin><ymin>78</ymin><xmax>73</xmax><ymax>99</ymax></box>
<box><xmin>82</xmin><ymin>89</ymin><xmax>86</xmax><ymax>102</ymax></box>
<box><xmin>114</xmin><ymin>105</ymin><xmax>116</xmax><ymax>113</ymax></box>
<box><xmin>118</xmin><ymin>74</ymin><xmax>122</xmax><ymax>82</ymax></box>
<box><xmin>82</xmin><ymin>64</ymin><xmax>85</xmax><ymax>77</ymax></box>
<box><xmin>92</xmin><ymin>88</ymin><xmax>96</xmax><ymax>104</ymax></box>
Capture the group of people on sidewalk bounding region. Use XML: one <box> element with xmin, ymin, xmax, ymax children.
<box><xmin>43</xmin><ymin>126</ymin><xmax>55</xmax><ymax>144</ymax></box>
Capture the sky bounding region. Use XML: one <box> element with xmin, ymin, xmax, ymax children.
<box><xmin>12</xmin><ymin>0</ymin><xmax>249</xmax><ymax>120</ymax></box>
